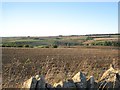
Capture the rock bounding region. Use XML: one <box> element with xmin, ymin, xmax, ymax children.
<box><xmin>22</xmin><ymin>77</ymin><xmax>33</xmax><ymax>88</ymax></box>
<box><xmin>98</xmin><ymin>64</ymin><xmax>120</xmax><ymax>89</ymax></box>
<box><xmin>53</xmin><ymin>79</ymin><xmax>76</xmax><ymax>89</ymax></box>
<box><xmin>72</xmin><ymin>72</ymin><xmax>86</xmax><ymax>83</ymax></box>
<box><xmin>114</xmin><ymin>73</ymin><xmax>120</xmax><ymax>88</ymax></box>
<box><xmin>53</xmin><ymin>81</ymin><xmax>63</xmax><ymax>88</ymax></box>
<box><xmin>99</xmin><ymin>64</ymin><xmax>116</xmax><ymax>81</ymax></box>
<box><xmin>36</xmin><ymin>75</ymin><xmax>46</xmax><ymax>90</ymax></box>
<box><xmin>22</xmin><ymin>64</ymin><xmax>120</xmax><ymax>89</ymax></box>
<box><xmin>63</xmin><ymin>79</ymin><xmax>76</xmax><ymax>88</ymax></box>
<box><xmin>22</xmin><ymin>75</ymin><xmax>46</xmax><ymax>90</ymax></box>
<box><xmin>46</xmin><ymin>83</ymin><xmax>53</xmax><ymax>89</ymax></box>
<box><xmin>72</xmin><ymin>72</ymin><xmax>87</xmax><ymax>88</ymax></box>
<box><xmin>30</xmin><ymin>77</ymin><xmax>38</xmax><ymax>89</ymax></box>
<box><xmin>87</xmin><ymin>76</ymin><xmax>95</xmax><ymax>89</ymax></box>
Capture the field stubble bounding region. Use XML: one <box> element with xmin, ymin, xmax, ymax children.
<box><xmin>2</xmin><ymin>47</ymin><xmax>119</xmax><ymax>88</ymax></box>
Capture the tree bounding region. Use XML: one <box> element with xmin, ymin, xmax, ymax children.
<box><xmin>52</xmin><ymin>45</ymin><xmax>58</xmax><ymax>48</ymax></box>
<box><xmin>24</xmin><ymin>44</ymin><xmax>29</xmax><ymax>47</ymax></box>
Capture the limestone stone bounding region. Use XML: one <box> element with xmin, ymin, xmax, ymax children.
<box><xmin>72</xmin><ymin>72</ymin><xmax>87</xmax><ymax>88</ymax></box>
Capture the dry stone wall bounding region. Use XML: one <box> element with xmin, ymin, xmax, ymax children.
<box><xmin>22</xmin><ymin>64</ymin><xmax>120</xmax><ymax>89</ymax></box>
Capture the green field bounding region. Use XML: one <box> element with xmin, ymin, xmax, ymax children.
<box><xmin>1</xmin><ymin>34</ymin><xmax>120</xmax><ymax>48</ymax></box>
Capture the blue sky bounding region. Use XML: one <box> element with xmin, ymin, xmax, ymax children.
<box><xmin>1</xmin><ymin>2</ymin><xmax>118</xmax><ymax>36</ymax></box>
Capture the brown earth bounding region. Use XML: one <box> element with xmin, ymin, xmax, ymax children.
<box><xmin>94</xmin><ymin>37</ymin><xmax>118</xmax><ymax>41</ymax></box>
<box><xmin>2</xmin><ymin>47</ymin><xmax>119</xmax><ymax>88</ymax></box>
<box><xmin>83</xmin><ymin>37</ymin><xmax>118</xmax><ymax>44</ymax></box>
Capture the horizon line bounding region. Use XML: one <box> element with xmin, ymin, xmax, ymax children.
<box><xmin>1</xmin><ymin>33</ymin><xmax>120</xmax><ymax>37</ymax></box>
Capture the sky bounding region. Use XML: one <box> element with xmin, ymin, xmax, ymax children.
<box><xmin>1</xmin><ymin>1</ymin><xmax>118</xmax><ymax>36</ymax></box>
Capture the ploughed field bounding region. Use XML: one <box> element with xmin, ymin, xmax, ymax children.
<box><xmin>2</xmin><ymin>47</ymin><xmax>119</xmax><ymax>88</ymax></box>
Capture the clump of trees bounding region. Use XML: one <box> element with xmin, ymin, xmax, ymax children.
<box><xmin>37</xmin><ymin>45</ymin><xmax>58</xmax><ymax>48</ymax></box>
<box><xmin>52</xmin><ymin>44</ymin><xmax>58</xmax><ymax>48</ymax></box>
<box><xmin>53</xmin><ymin>41</ymin><xmax>80</xmax><ymax>47</ymax></box>
<box><xmin>2</xmin><ymin>43</ymin><xmax>33</xmax><ymax>48</ymax></box>
<box><xmin>44</xmin><ymin>45</ymin><xmax>49</xmax><ymax>48</ymax></box>
<box><xmin>91</xmin><ymin>41</ymin><xmax>120</xmax><ymax>46</ymax></box>
<box><xmin>2</xmin><ymin>39</ymin><xmax>120</xmax><ymax>48</ymax></box>
<box><xmin>86</xmin><ymin>37</ymin><xmax>94</xmax><ymax>40</ymax></box>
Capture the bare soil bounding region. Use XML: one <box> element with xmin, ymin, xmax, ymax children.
<box><xmin>2</xmin><ymin>47</ymin><xmax>119</xmax><ymax>88</ymax></box>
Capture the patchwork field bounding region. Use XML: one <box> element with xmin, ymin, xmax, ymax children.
<box><xmin>1</xmin><ymin>34</ymin><xmax>120</xmax><ymax>48</ymax></box>
<box><xmin>2</xmin><ymin>47</ymin><xmax>119</xmax><ymax>88</ymax></box>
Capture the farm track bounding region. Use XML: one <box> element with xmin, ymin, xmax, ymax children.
<box><xmin>2</xmin><ymin>47</ymin><xmax>119</xmax><ymax>88</ymax></box>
